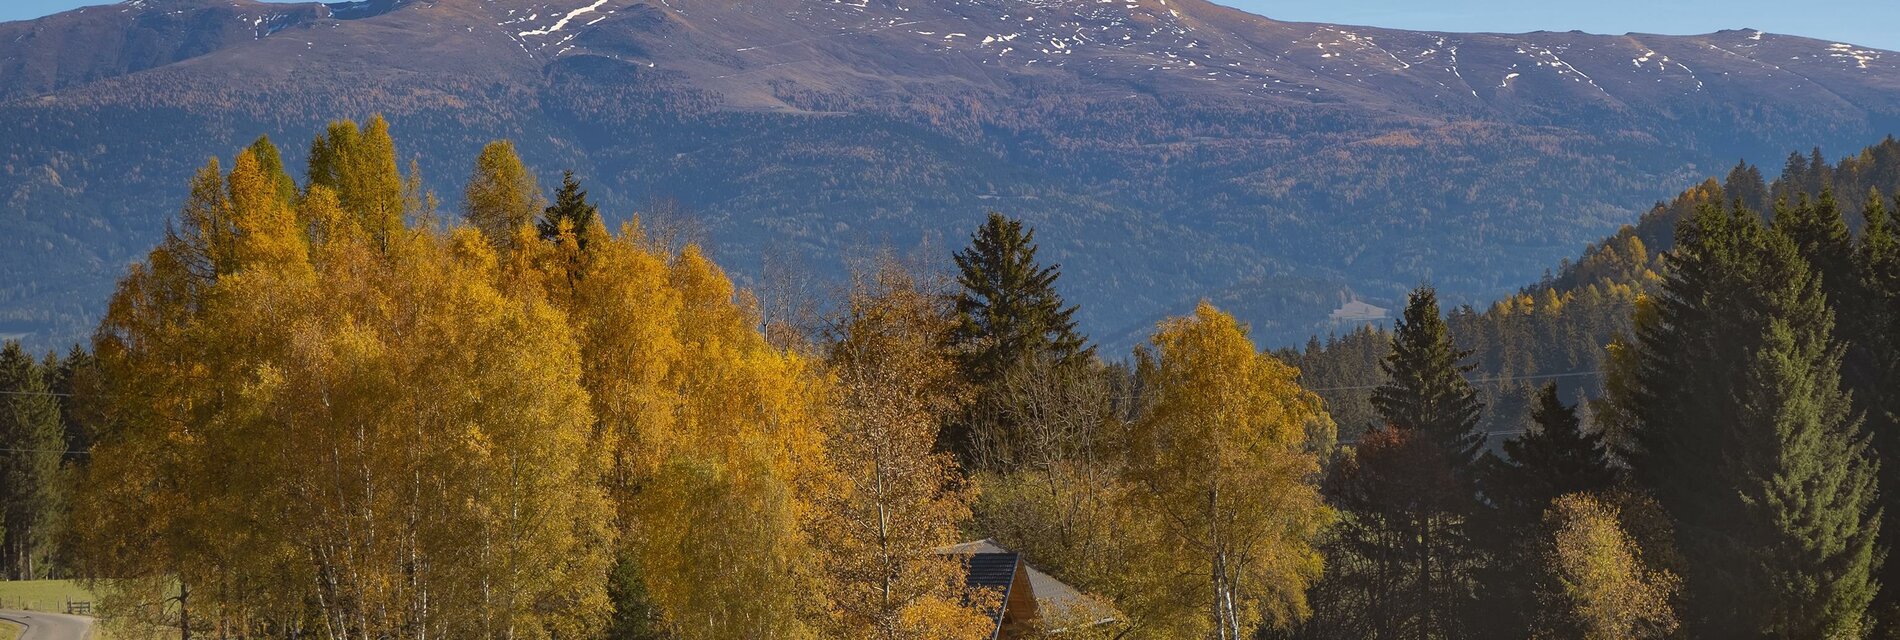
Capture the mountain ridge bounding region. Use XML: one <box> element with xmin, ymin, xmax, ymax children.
<box><xmin>2</xmin><ymin>0</ymin><xmax>1897</xmax><ymax>351</ymax></box>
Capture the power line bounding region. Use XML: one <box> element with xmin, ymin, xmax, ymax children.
<box><xmin>0</xmin><ymin>447</ymin><xmax>87</xmax><ymax>456</ymax></box>
<box><xmin>1339</xmin><ymin>428</ymin><xmax>1532</xmax><ymax>447</ymax></box>
<box><xmin>0</xmin><ymin>389</ymin><xmax>83</xmax><ymax>398</ymax></box>
<box><xmin>1304</xmin><ymin>370</ymin><xmax>1605</xmax><ymax>393</ymax></box>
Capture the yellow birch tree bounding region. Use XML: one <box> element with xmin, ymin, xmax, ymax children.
<box><xmin>814</xmin><ymin>260</ymin><xmax>993</xmax><ymax>639</ymax></box>
<box><xmin>1122</xmin><ymin>302</ymin><xmax>1334</xmax><ymax>639</ymax></box>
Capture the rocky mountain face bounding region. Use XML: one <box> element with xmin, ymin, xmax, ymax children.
<box><xmin>2</xmin><ymin>0</ymin><xmax>1897</xmax><ymax>350</ymax></box>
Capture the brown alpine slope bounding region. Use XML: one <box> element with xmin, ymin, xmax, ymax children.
<box><xmin>2</xmin><ymin>0</ymin><xmax>1897</xmax><ymax>348</ymax></box>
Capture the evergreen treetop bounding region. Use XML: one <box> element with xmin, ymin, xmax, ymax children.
<box><xmin>538</xmin><ymin>170</ymin><xmax>600</xmax><ymax>247</ymax></box>
<box><xmin>1484</xmin><ymin>384</ymin><xmax>1614</xmax><ymax>516</ymax></box>
<box><xmin>1372</xmin><ymin>286</ymin><xmax>1485</xmax><ymax>470</ymax></box>
<box><xmin>950</xmin><ymin>211</ymin><xmax>1091</xmax><ymax>384</ymax></box>
<box><xmin>1633</xmin><ymin>201</ymin><xmax>1880</xmax><ymax>637</ymax></box>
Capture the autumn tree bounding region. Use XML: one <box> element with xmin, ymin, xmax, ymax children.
<box><xmin>73</xmin><ymin>130</ymin><xmax>614</xmax><ymax>640</ymax></box>
<box><xmin>1122</xmin><ymin>302</ymin><xmax>1332</xmax><ymax>639</ymax></box>
<box><xmin>463</xmin><ymin>140</ymin><xmax>543</xmax><ymax>250</ymax></box>
<box><xmin>307</xmin><ymin>116</ymin><xmax>406</xmax><ymax>247</ymax></box>
<box><xmin>814</xmin><ymin>259</ymin><xmax>994</xmax><ymax>639</ymax></box>
<box><xmin>1539</xmin><ymin>493</ymin><xmax>1679</xmax><ymax>640</ymax></box>
<box><xmin>967</xmin><ymin>351</ymin><xmax>1133</xmax><ymax>637</ymax></box>
<box><xmin>526</xmin><ymin>210</ymin><xmax>833</xmax><ymax>637</ymax></box>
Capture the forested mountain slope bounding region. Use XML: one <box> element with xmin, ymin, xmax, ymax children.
<box><xmin>1291</xmin><ymin>135</ymin><xmax>1900</xmax><ymax>444</ymax></box>
<box><xmin>3</xmin><ymin>0</ymin><xmax>1899</xmax><ymax>348</ymax></box>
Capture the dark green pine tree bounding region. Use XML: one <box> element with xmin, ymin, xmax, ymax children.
<box><xmin>51</xmin><ymin>345</ymin><xmax>101</xmax><ymax>466</ymax></box>
<box><xmin>1372</xmin><ymin>286</ymin><xmax>1485</xmax><ymax>470</ymax></box>
<box><xmin>1725</xmin><ymin>160</ymin><xmax>1771</xmax><ymax>214</ymax></box>
<box><xmin>1483</xmin><ymin>384</ymin><xmax>1615</xmax><ymax>515</ymax></box>
<box><xmin>1368</xmin><ymin>286</ymin><xmax>1487</xmax><ymax>639</ymax></box>
<box><xmin>1473</xmin><ymin>383</ymin><xmax>1617</xmax><ymax>639</ymax></box>
<box><xmin>947</xmin><ymin>212</ymin><xmax>1092</xmax><ymax>466</ymax></box>
<box><xmin>1634</xmin><ymin>201</ymin><xmax>1879</xmax><ymax>637</ymax></box>
<box><xmin>0</xmin><ymin>341</ymin><xmax>65</xmax><ymax>580</ymax></box>
<box><xmin>1772</xmin><ymin>151</ymin><xmax>1814</xmax><ymax>205</ymax></box>
<box><xmin>537</xmin><ymin>170</ymin><xmax>600</xmax><ymax>246</ymax></box>
<box><xmin>950</xmin><ymin>212</ymin><xmax>1091</xmax><ymax>384</ymax></box>
<box><xmin>1775</xmin><ymin>191</ymin><xmax>1856</xmax><ymax>301</ymax></box>
<box><xmin>1855</xmin><ymin>192</ymin><xmax>1900</xmax><ymax>631</ymax></box>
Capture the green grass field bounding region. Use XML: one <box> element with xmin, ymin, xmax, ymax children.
<box><xmin>0</xmin><ymin>618</ymin><xmax>22</xmax><ymax>640</ymax></box>
<box><xmin>0</xmin><ymin>579</ymin><xmax>100</xmax><ymax>614</ymax></box>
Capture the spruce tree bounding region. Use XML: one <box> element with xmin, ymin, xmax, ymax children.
<box><xmin>1372</xmin><ymin>286</ymin><xmax>1484</xmax><ymax>469</ymax></box>
<box><xmin>1473</xmin><ymin>383</ymin><xmax>1617</xmax><ymax>638</ymax></box>
<box><xmin>1724</xmin><ymin>160</ymin><xmax>1770</xmax><ymax>214</ymax></box>
<box><xmin>948</xmin><ymin>212</ymin><xmax>1090</xmax><ymax>464</ymax></box>
<box><xmin>537</xmin><ymin>170</ymin><xmax>600</xmax><ymax>247</ymax></box>
<box><xmin>950</xmin><ymin>212</ymin><xmax>1090</xmax><ymax>382</ymax></box>
<box><xmin>1484</xmin><ymin>384</ymin><xmax>1614</xmax><ymax>516</ymax></box>
<box><xmin>1776</xmin><ymin>191</ymin><xmax>1856</xmax><ymax>302</ymax></box>
<box><xmin>52</xmin><ymin>345</ymin><xmax>100</xmax><ymax>465</ymax></box>
<box><xmin>1366</xmin><ymin>286</ymin><xmax>1486</xmax><ymax>638</ymax></box>
<box><xmin>1633</xmin><ymin>202</ymin><xmax>1880</xmax><ymax>637</ymax></box>
<box><xmin>0</xmin><ymin>341</ymin><xmax>64</xmax><ymax>580</ymax></box>
<box><xmin>1856</xmin><ymin>192</ymin><xmax>1900</xmax><ymax>630</ymax></box>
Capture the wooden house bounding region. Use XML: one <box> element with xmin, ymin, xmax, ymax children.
<box><xmin>938</xmin><ymin>539</ymin><xmax>1118</xmax><ymax>639</ymax></box>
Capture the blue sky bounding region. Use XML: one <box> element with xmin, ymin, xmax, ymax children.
<box><xmin>5</xmin><ymin>0</ymin><xmax>1898</xmax><ymax>51</ymax></box>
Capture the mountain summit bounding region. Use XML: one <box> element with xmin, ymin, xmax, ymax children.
<box><xmin>2</xmin><ymin>0</ymin><xmax>1897</xmax><ymax>348</ymax></box>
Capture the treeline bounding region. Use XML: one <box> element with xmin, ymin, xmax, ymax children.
<box><xmin>1294</xmin><ymin>136</ymin><xmax>1900</xmax><ymax>443</ymax></box>
<box><xmin>7</xmin><ymin>119</ymin><xmax>1900</xmax><ymax>639</ymax></box>
<box><xmin>1279</xmin><ymin>137</ymin><xmax>1900</xmax><ymax>637</ymax></box>
<box><xmin>1</xmin><ymin>117</ymin><xmax>1347</xmax><ymax>640</ymax></box>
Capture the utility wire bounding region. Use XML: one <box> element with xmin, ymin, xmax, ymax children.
<box><xmin>0</xmin><ymin>447</ymin><xmax>87</xmax><ymax>456</ymax></box>
<box><xmin>1303</xmin><ymin>370</ymin><xmax>1605</xmax><ymax>393</ymax></box>
<box><xmin>0</xmin><ymin>389</ymin><xmax>84</xmax><ymax>398</ymax></box>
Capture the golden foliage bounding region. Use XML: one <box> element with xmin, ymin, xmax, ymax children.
<box><xmin>812</xmin><ymin>260</ymin><xmax>992</xmax><ymax>640</ymax></box>
<box><xmin>1122</xmin><ymin>302</ymin><xmax>1334</xmax><ymax>639</ymax></box>
<box><xmin>73</xmin><ymin>132</ymin><xmax>613</xmax><ymax>639</ymax></box>
<box><xmin>1542</xmin><ymin>492</ymin><xmax>1680</xmax><ymax>640</ymax></box>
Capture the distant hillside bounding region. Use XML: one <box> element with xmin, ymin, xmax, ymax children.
<box><xmin>1290</xmin><ymin>135</ymin><xmax>1900</xmax><ymax>443</ymax></box>
<box><xmin>3</xmin><ymin>0</ymin><xmax>1899</xmax><ymax>350</ymax></box>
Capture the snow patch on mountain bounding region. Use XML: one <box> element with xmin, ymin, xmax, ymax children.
<box><xmin>519</xmin><ymin>0</ymin><xmax>612</xmax><ymax>37</ymax></box>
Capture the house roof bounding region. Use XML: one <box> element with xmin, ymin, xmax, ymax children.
<box><xmin>957</xmin><ymin>550</ymin><xmax>1020</xmax><ymax>639</ymax></box>
<box><xmin>937</xmin><ymin>539</ymin><xmax>1120</xmax><ymax>631</ymax></box>
<box><xmin>962</xmin><ymin>550</ymin><xmax>1022</xmax><ymax>592</ymax></box>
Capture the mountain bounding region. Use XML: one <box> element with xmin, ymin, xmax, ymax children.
<box><xmin>2</xmin><ymin>0</ymin><xmax>1897</xmax><ymax>351</ymax></box>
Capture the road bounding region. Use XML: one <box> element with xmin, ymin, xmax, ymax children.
<box><xmin>0</xmin><ymin>610</ymin><xmax>92</xmax><ymax>640</ymax></box>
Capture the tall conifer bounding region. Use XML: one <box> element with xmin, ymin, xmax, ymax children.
<box><xmin>1372</xmin><ymin>286</ymin><xmax>1484</xmax><ymax>469</ymax></box>
<box><xmin>1776</xmin><ymin>191</ymin><xmax>1856</xmax><ymax>301</ymax></box>
<box><xmin>950</xmin><ymin>212</ymin><xmax>1090</xmax><ymax>383</ymax></box>
<box><xmin>0</xmin><ymin>341</ymin><xmax>64</xmax><ymax>580</ymax></box>
<box><xmin>1634</xmin><ymin>202</ymin><xmax>1880</xmax><ymax>637</ymax></box>
<box><xmin>537</xmin><ymin>170</ymin><xmax>600</xmax><ymax>248</ymax></box>
<box><xmin>1484</xmin><ymin>384</ymin><xmax>1614</xmax><ymax>516</ymax></box>
<box><xmin>948</xmin><ymin>212</ymin><xmax>1090</xmax><ymax>464</ymax></box>
<box><xmin>1364</xmin><ymin>286</ymin><xmax>1486</xmax><ymax>637</ymax></box>
<box><xmin>1856</xmin><ymin>192</ymin><xmax>1900</xmax><ymax>630</ymax></box>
